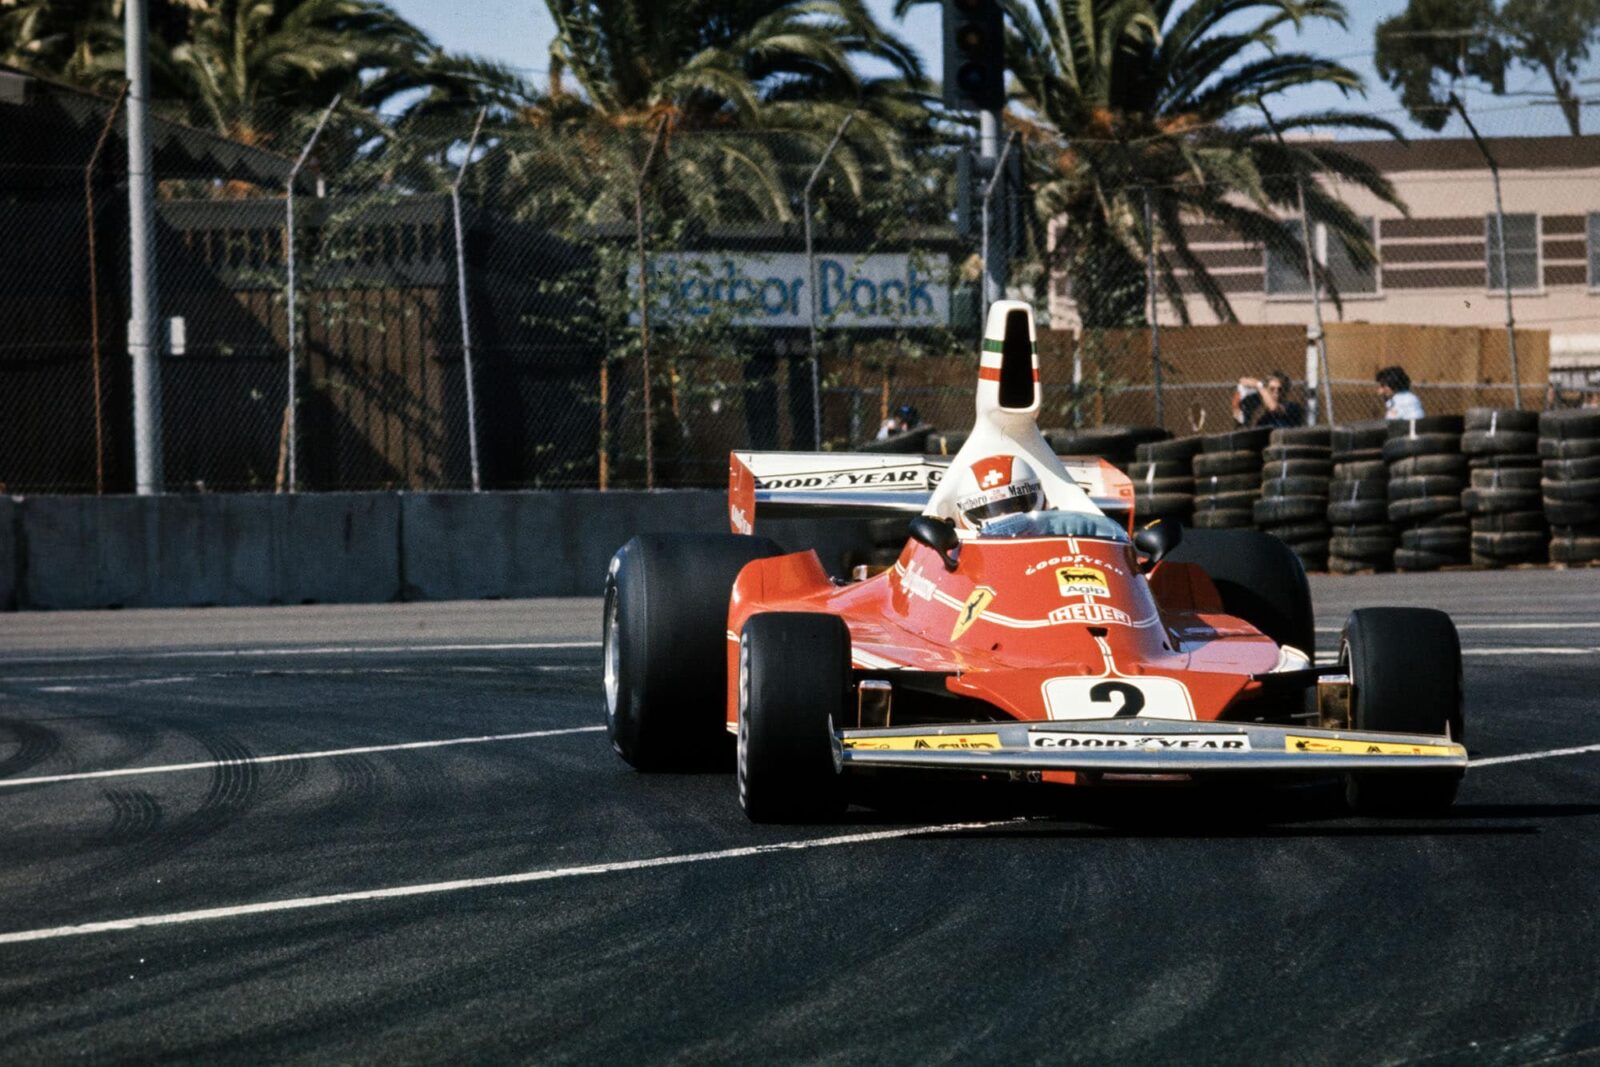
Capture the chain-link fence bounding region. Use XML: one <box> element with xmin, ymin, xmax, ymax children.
<box><xmin>5</xmin><ymin>74</ymin><xmax>1599</xmax><ymax>495</ymax></box>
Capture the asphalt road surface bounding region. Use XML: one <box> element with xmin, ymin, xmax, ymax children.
<box><xmin>1</xmin><ymin>571</ymin><xmax>1598</xmax><ymax>1064</ymax></box>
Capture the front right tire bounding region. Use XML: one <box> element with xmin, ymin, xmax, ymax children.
<box><xmin>1340</xmin><ymin>607</ymin><xmax>1465</xmax><ymax>814</ymax></box>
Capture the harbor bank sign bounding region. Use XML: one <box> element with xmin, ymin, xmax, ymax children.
<box><xmin>638</xmin><ymin>252</ymin><xmax>950</xmax><ymax>328</ymax></box>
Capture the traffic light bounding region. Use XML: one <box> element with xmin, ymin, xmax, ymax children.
<box><xmin>942</xmin><ymin>0</ymin><xmax>1005</xmax><ymax>112</ymax></box>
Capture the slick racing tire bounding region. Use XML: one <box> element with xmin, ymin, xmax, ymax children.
<box><xmin>737</xmin><ymin>612</ymin><xmax>850</xmax><ymax>824</ymax></box>
<box><xmin>1340</xmin><ymin>608</ymin><xmax>1464</xmax><ymax>814</ymax></box>
<box><xmin>605</xmin><ymin>533</ymin><xmax>784</xmax><ymax>771</ymax></box>
<box><xmin>1168</xmin><ymin>527</ymin><xmax>1314</xmax><ymax>655</ymax></box>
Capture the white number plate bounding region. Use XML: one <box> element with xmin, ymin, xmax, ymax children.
<box><xmin>1041</xmin><ymin>676</ymin><xmax>1196</xmax><ymax>721</ymax></box>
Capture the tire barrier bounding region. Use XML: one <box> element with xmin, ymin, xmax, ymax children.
<box><xmin>1132</xmin><ymin>434</ymin><xmax>1203</xmax><ymax>527</ymax></box>
<box><xmin>1462</xmin><ymin>408</ymin><xmax>1546</xmax><ymax>567</ymax></box>
<box><xmin>1191</xmin><ymin>427</ymin><xmax>1270</xmax><ymax>530</ymax></box>
<box><xmin>1541</xmin><ymin>409</ymin><xmax>1600</xmax><ymax>566</ymax></box>
<box><xmin>1327</xmin><ymin>420</ymin><xmax>1393</xmax><ymax>574</ymax></box>
<box><xmin>1254</xmin><ymin>426</ymin><xmax>1332</xmax><ymax>573</ymax></box>
<box><xmin>1046</xmin><ymin>425</ymin><xmax>1170</xmax><ymax>470</ymax></box>
<box><xmin>1385</xmin><ymin>415</ymin><xmax>1467</xmax><ymax>572</ymax></box>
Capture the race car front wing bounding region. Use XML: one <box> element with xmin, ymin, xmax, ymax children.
<box><xmin>833</xmin><ymin>717</ymin><xmax>1467</xmax><ymax>775</ymax></box>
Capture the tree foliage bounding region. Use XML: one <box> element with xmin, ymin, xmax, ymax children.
<box><xmin>1375</xmin><ymin>0</ymin><xmax>1600</xmax><ymax>136</ymax></box>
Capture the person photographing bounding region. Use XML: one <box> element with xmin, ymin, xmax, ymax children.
<box><xmin>1233</xmin><ymin>371</ymin><xmax>1304</xmax><ymax>428</ymax></box>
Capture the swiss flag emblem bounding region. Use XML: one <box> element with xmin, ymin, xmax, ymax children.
<box><xmin>972</xmin><ymin>455</ymin><xmax>1013</xmax><ymax>491</ymax></box>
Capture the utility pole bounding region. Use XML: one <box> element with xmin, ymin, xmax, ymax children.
<box><xmin>1452</xmin><ymin>94</ymin><xmax>1522</xmax><ymax>409</ymax></box>
<box><xmin>125</xmin><ymin>0</ymin><xmax>161</xmax><ymax>493</ymax></box>
<box><xmin>1261</xmin><ymin>101</ymin><xmax>1333</xmax><ymax>426</ymax></box>
<box><xmin>943</xmin><ymin>0</ymin><xmax>1007</xmax><ymax>307</ymax></box>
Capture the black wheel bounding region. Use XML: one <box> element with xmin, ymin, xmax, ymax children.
<box><xmin>604</xmin><ymin>533</ymin><xmax>784</xmax><ymax>770</ymax></box>
<box><xmin>1340</xmin><ymin>608</ymin><xmax>1464</xmax><ymax>814</ymax></box>
<box><xmin>1167</xmin><ymin>527</ymin><xmax>1314</xmax><ymax>654</ymax></box>
<box><xmin>737</xmin><ymin>612</ymin><xmax>850</xmax><ymax>824</ymax></box>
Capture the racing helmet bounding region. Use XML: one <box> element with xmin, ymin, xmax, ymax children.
<box><xmin>954</xmin><ymin>454</ymin><xmax>1045</xmax><ymax>529</ymax></box>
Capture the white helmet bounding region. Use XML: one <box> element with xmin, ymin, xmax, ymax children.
<box><xmin>954</xmin><ymin>454</ymin><xmax>1045</xmax><ymax>529</ymax></box>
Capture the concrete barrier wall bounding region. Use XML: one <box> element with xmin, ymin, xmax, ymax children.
<box><xmin>1</xmin><ymin>491</ymin><xmax>874</xmax><ymax>610</ymax></box>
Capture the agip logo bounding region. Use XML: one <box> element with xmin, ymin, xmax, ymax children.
<box><xmin>1055</xmin><ymin>566</ymin><xmax>1108</xmax><ymax>599</ymax></box>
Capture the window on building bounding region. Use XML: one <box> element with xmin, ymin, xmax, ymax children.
<box><xmin>1487</xmin><ymin>213</ymin><xmax>1539</xmax><ymax>291</ymax></box>
<box><xmin>1588</xmin><ymin>213</ymin><xmax>1600</xmax><ymax>287</ymax></box>
<box><xmin>1264</xmin><ymin>218</ymin><xmax>1377</xmax><ymax>296</ymax></box>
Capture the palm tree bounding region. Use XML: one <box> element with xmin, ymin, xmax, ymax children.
<box><xmin>967</xmin><ymin>0</ymin><xmax>1407</xmax><ymax>326</ymax></box>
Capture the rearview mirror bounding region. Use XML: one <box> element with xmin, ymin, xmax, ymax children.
<box><xmin>1133</xmin><ymin>519</ymin><xmax>1182</xmax><ymax>573</ymax></box>
<box><xmin>908</xmin><ymin>515</ymin><xmax>961</xmax><ymax>572</ymax></box>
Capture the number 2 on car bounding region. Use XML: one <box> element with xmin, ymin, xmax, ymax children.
<box><xmin>1040</xmin><ymin>676</ymin><xmax>1196</xmax><ymax>721</ymax></box>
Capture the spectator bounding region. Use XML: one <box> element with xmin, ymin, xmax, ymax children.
<box><xmin>1376</xmin><ymin>366</ymin><xmax>1424</xmax><ymax>419</ymax></box>
<box><xmin>876</xmin><ymin>403</ymin><xmax>920</xmax><ymax>441</ymax></box>
<box><xmin>1233</xmin><ymin>370</ymin><xmax>1304</xmax><ymax>428</ymax></box>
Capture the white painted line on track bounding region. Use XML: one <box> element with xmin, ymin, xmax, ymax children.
<box><xmin>0</xmin><ymin>819</ymin><xmax>1015</xmax><ymax>945</ymax></box>
<box><xmin>0</xmin><ymin>641</ymin><xmax>601</xmax><ymax>667</ymax></box>
<box><xmin>1461</xmin><ymin>647</ymin><xmax>1600</xmax><ymax>656</ymax></box>
<box><xmin>11</xmin><ymin>664</ymin><xmax>594</xmax><ymax>690</ymax></box>
<box><xmin>1471</xmin><ymin>742</ymin><xmax>1600</xmax><ymax>768</ymax></box>
<box><xmin>0</xmin><ymin>725</ymin><xmax>606</xmax><ymax>789</ymax></box>
<box><xmin>1316</xmin><ymin>622</ymin><xmax>1600</xmax><ymax>633</ymax></box>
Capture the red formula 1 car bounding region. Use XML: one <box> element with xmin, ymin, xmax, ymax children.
<box><xmin>603</xmin><ymin>301</ymin><xmax>1468</xmax><ymax>823</ymax></box>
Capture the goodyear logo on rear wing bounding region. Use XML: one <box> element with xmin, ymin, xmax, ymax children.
<box><xmin>753</xmin><ymin>466</ymin><xmax>943</xmax><ymax>490</ymax></box>
<box><xmin>1285</xmin><ymin>736</ymin><xmax>1461</xmax><ymax>757</ymax></box>
<box><xmin>842</xmin><ymin>733</ymin><xmax>1001</xmax><ymax>751</ymax></box>
<box><xmin>1031</xmin><ymin>732</ymin><xmax>1251</xmax><ymax>751</ymax></box>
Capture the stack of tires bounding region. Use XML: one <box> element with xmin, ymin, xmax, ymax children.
<box><xmin>1191</xmin><ymin>427</ymin><xmax>1271</xmax><ymax>529</ymax></box>
<box><xmin>1540</xmin><ymin>409</ymin><xmax>1600</xmax><ymax>566</ymax></box>
<box><xmin>1253</xmin><ymin>426</ymin><xmax>1333</xmax><ymax>572</ymax></box>
<box><xmin>1327</xmin><ymin>421</ymin><xmax>1393</xmax><ymax>573</ymax></box>
<box><xmin>1460</xmin><ymin>408</ymin><xmax>1545</xmax><ymax>567</ymax></box>
<box><xmin>1130</xmin><ymin>435</ymin><xmax>1203</xmax><ymax>526</ymax></box>
<box><xmin>1384</xmin><ymin>415</ymin><xmax>1468</xmax><ymax>571</ymax></box>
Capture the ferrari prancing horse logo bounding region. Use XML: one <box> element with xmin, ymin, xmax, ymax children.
<box><xmin>951</xmin><ymin>586</ymin><xmax>997</xmax><ymax>640</ymax></box>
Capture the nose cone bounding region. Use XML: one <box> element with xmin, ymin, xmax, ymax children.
<box><xmin>978</xmin><ymin>300</ymin><xmax>1040</xmax><ymax>418</ymax></box>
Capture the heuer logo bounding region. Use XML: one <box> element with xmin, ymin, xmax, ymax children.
<box><xmin>1049</xmin><ymin>603</ymin><xmax>1131</xmax><ymax>626</ymax></box>
<box><xmin>1056</xmin><ymin>566</ymin><xmax>1108</xmax><ymax>598</ymax></box>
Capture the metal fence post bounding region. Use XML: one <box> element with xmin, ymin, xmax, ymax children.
<box><xmin>125</xmin><ymin>0</ymin><xmax>162</xmax><ymax>494</ymax></box>
<box><xmin>634</xmin><ymin>117</ymin><xmax>669</xmax><ymax>489</ymax></box>
<box><xmin>803</xmin><ymin>113</ymin><xmax>855</xmax><ymax>451</ymax></box>
<box><xmin>283</xmin><ymin>95</ymin><xmax>340</xmax><ymax>493</ymax></box>
<box><xmin>980</xmin><ymin>130</ymin><xmax>1018</xmax><ymax>314</ymax></box>
<box><xmin>1262</xmin><ymin>102</ymin><xmax>1333</xmax><ymax>425</ymax></box>
<box><xmin>1452</xmin><ymin>95</ymin><xmax>1521</xmax><ymax>409</ymax></box>
<box><xmin>451</xmin><ymin>108</ymin><xmax>488</xmax><ymax>491</ymax></box>
<box><xmin>1143</xmin><ymin>187</ymin><xmax>1164</xmax><ymax>428</ymax></box>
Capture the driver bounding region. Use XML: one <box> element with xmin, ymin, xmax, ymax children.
<box><xmin>952</xmin><ymin>455</ymin><xmax>1046</xmax><ymax>529</ymax></box>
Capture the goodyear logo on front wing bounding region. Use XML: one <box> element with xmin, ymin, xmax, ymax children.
<box><xmin>1055</xmin><ymin>566</ymin><xmax>1108</xmax><ymax>599</ymax></box>
<box><xmin>842</xmin><ymin>734</ymin><xmax>1001</xmax><ymax>751</ymax></box>
<box><xmin>1285</xmin><ymin>736</ymin><xmax>1462</xmax><ymax>757</ymax></box>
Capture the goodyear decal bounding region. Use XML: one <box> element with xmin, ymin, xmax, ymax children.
<box><xmin>1056</xmin><ymin>565</ymin><xmax>1108</xmax><ymax>599</ymax></box>
<box><xmin>950</xmin><ymin>586</ymin><xmax>997</xmax><ymax>640</ymax></box>
<box><xmin>1285</xmin><ymin>736</ymin><xmax>1462</xmax><ymax>757</ymax></box>
<box><xmin>842</xmin><ymin>733</ymin><xmax>1001</xmax><ymax>751</ymax></box>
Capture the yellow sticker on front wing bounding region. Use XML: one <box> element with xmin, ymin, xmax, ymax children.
<box><xmin>842</xmin><ymin>733</ymin><xmax>1002</xmax><ymax>751</ymax></box>
<box><xmin>1284</xmin><ymin>735</ymin><xmax>1462</xmax><ymax>757</ymax></box>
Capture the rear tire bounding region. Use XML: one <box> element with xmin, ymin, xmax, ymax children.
<box><xmin>604</xmin><ymin>533</ymin><xmax>784</xmax><ymax>771</ymax></box>
<box><xmin>1340</xmin><ymin>608</ymin><xmax>1464</xmax><ymax>814</ymax></box>
<box><xmin>737</xmin><ymin>613</ymin><xmax>851</xmax><ymax>823</ymax></box>
<box><xmin>1167</xmin><ymin>527</ymin><xmax>1314</xmax><ymax>654</ymax></box>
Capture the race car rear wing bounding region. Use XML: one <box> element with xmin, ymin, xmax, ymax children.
<box><xmin>729</xmin><ymin>451</ymin><xmax>1135</xmax><ymax>532</ymax></box>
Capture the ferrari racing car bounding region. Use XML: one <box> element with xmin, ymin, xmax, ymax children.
<box><xmin>603</xmin><ymin>301</ymin><xmax>1468</xmax><ymax>823</ymax></box>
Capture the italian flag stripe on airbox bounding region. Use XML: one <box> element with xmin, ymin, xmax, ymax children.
<box><xmin>982</xmin><ymin>338</ymin><xmax>1036</xmax><ymax>353</ymax></box>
